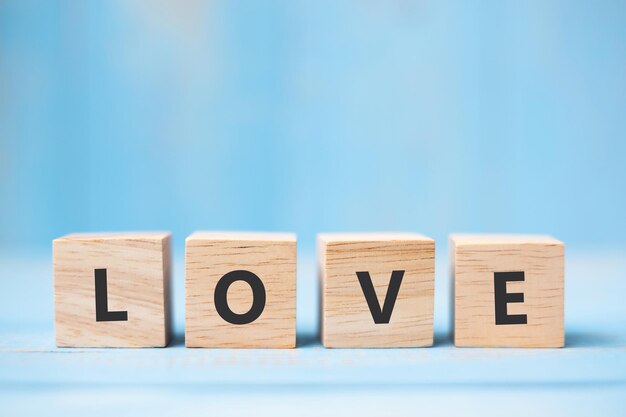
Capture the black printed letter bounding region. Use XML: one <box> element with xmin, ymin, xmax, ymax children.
<box><xmin>214</xmin><ymin>270</ymin><xmax>266</xmax><ymax>325</ymax></box>
<box><xmin>95</xmin><ymin>268</ymin><xmax>128</xmax><ymax>322</ymax></box>
<box><xmin>356</xmin><ymin>270</ymin><xmax>404</xmax><ymax>324</ymax></box>
<box><xmin>494</xmin><ymin>271</ymin><xmax>528</xmax><ymax>325</ymax></box>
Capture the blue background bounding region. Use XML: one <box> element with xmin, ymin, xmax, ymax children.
<box><xmin>1</xmin><ymin>0</ymin><xmax>625</xmax><ymax>253</ymax></box>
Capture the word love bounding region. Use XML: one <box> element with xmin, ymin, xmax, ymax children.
<box><xmin>53</xmin><ymin>232</ymin><xmax>564</xmax><ymax>349</ymax></box>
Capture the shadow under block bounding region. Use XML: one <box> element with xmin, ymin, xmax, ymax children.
<box><xmin>185</xmin><ymin>232</ymin><xmax>297</xmax><ymax>348</ymax></box>
<box><xmin>319</xmin><ymin>233</ymin><xmax>435</xmax><ymax>348</ymax></box>
<box><xmin>451</xmin><ymin>234</ymin><xmax>564</xmax><ymax>348</ymax></box>
<box><xmin>53</xmin><ymin>232</ymin><xmax>172</xmax><ymax>347</ymax></box>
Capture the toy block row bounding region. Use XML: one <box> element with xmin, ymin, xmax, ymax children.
<box><xmin>53</xmin><ymin>231</ymin><xmax>564</xmax><ymax>348</ymax></box>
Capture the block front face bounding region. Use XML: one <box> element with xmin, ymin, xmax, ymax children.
<box><xmin>320</xmin><ymin>233</ymin><xmax>435</xmax><ymax>348</ymax></box>
<box><xmin>452</xmin><ymin>234</ymin><xmax>564</xmax><ymax>348</ymax></box>
<box><xmin>53</xmin><ymin>232</ymin><xmax>172</xmax><ymax>347</ymax></box>
<box><xmin>185</xmin><ymin>232</ymin><xmax>296</xmax><ymax>348</ymax></box>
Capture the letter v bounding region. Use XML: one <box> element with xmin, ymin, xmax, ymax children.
<box><xmin>356</xmin><ymin>270</ymin><xmax>404</xmax><ymax>324</ymax></box>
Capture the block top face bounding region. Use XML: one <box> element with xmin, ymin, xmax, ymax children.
<box><xmin>55</xmin><ymin>232</ymin><xmax>170</xmax><ymax>243</ymax></box>
<box><xmin>450</xmin><ymin>234</ymin><xmax>563</xmax><ymax>246</ymax></box>
<box><xmin>319</xmin><ymin>232</ymin><xmax>433</xmax><ymax>244</ymax></box>
<box><xmin>187</xmin><ymin>231</ymin><xmax>296</xmax><ymax>243</ymax></box>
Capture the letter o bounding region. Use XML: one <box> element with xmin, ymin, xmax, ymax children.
<box><xmin>214</xmin><ymin>270</ymin><xmax>266</xmax><ymax>325</ymax></box>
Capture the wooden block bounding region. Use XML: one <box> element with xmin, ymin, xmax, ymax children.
<box><xmin>451</xmin><ymin>234</ymin><xmax>564</xmax><ymax>348</ymax></box>
<box><xmin>53</xmin><ymin>232</ymin><xmax>172</xmax><ymax>347</ymax></box>
<box><xmin>185</xmin><ymin>232</ymin><xmax>296</xmax><ymax>348</ymax></box>
<box><xmin>319</xmin><ymin>233</ymin><xmax>435</xmax><ymax>348</ymax></box>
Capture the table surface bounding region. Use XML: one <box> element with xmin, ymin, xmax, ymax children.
<box><xmin>1</xmin><ymin>249</ymin><xmax>625</xmax><ymax>416</ymax></box>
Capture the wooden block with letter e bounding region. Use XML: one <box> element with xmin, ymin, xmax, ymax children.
<box><xmin>319</xmin><ymin>233</ymin><xmax>435</xmax><ymax>348</ymax></box>
<box><xmin>450</xmin><ymin>234</ymin><xmax>564</xmax><ymax>348</ymax></box>
<box><xmin>53</xmin><ymin>232</ymin><xmax>172</xmax><ymax>347</ymax></box>
<box><xmin>185</xmin><ymin>232</ymin><xmax>296</xmax><ymax>348</ymax></box>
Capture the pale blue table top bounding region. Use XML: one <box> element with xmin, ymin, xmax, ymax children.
<box><xmin>1</xmin><ymin>249</ymin><xmax>625</xmax><ymax>416</ymax></box>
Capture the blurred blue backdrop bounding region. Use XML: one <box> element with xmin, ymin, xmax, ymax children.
<box><xmin>1</xmin><ymin>0</ymin><xmax>625</xmax><ymax>253</ymax></box>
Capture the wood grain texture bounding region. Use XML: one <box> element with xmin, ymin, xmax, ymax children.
<box><xmin>185</xmin><ymin>231</ymin><xmax>296</xmax><ymax>348</ymax></box>
<box><xmin>53</xmin><ymin>232</ymin><xmax>172</xmax><ymax>347</ymax></box>
<box><xmin>319</xmin><ymin>233</ymin><xmax>434</xmax><ymax>348</ymax></box>
<box><xmin>451</xmin><ymin>234</ymin><xmax>564</xmax><ymax>348</ymax></box>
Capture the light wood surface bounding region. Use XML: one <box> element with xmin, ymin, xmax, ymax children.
<box><xmin>319</xmin><ymin>232</ymin><xmax>435</xmax><ymax>348</ymax></box>
<box><xmin>53</xmin><ymin>232</ymin><xmax>172</xmax><ymax>347</ymax></box>
<box><xmin>451</xmin><ymin>234</ymin><xmax>564</xmax><ymax>348</ymax></box>
<box><xmin>185</xmin><ymin>231</ymin><xmax>297</xmax><ymax>348</ymax></box>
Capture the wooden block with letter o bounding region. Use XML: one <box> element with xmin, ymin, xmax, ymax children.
<box><xmin>319</xmin><ymin>233</ymin><xmax>435</xmax><ymax>348</ymax></box>
<box><xmin>451</xmin><ymin>234</ymin><xmax>564</xmax><ymax>348</ymax></box>
<box><xmin>185</xmin><ymin>232</ymin><xmax>296</xmax><ymax>348</ymax></box>
<box><xmin>53</xmin><ymin>232</ymin><xmax>172</xmax><ymax>347</ymax></box>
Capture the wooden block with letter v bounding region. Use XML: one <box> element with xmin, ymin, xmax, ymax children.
<box><xmin>53</xmin><ymin>232</ymin><xmax>172</xmax><ymax>347</ymax></box>
<box><xmin>185</xmin><ymin>231</ymin><xmax>297</xmax><ymax>348</ymax></box>
<box><xmin>450</xmin><ymin>234</ymin><xmax>564</xmax><ymax>348</ymax></box>
<box><xmin>319</xmin><ymin>233</ymin><xmax>435</xmax><ymax>348</ymax></box>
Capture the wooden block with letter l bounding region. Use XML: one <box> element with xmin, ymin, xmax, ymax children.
<box><xmin>185</xmin><ymin>231</ymin><xmax>296</xmax><ymax>348</ymax></box>
<box><xmin>318</xmin><ymin>232</ymin><xmax>435</xmax><ymax>348</ymax></box>
<box><xmin>53</xmin><ymin>232</ymin><xmax>172</xmax><ymax>347</ymax></box>
<box><xmin>450</xmin><ymin>234</ymin><xmax>564</xmax><ymax>348</ymax></box>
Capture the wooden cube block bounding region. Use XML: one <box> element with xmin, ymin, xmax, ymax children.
<box><xmin>185</xmin><ymin>232</ymin><xmax>296</xmax><ymax>348</ymax></box>
<box><xmin>451</xmin><ymin>234</ymin><xmax>564</xmax><ymax>348</ymax></box>
<box><xmin>53</xmin><ymin>232</ymin><xmax>172</xmax><ymax>347</ymax></box>
<box><xmin>319</xmin><ymin>233</ymin><xmax>435</xmax><ymax>348</ymax></box>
